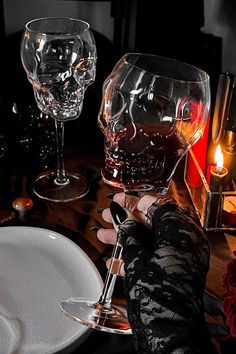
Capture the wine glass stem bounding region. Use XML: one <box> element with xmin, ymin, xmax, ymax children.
<box><xmin>123</xmin><ymin>189</ymin><xmax>140</xmax><ymax>210</ymax></box>
<box><xmin>98</xmin><ymin>234</ymin><xmax>123</xmax><ymax>310</ymax></box>
<box><xmin>55</xmin><ymin>120</ymin><xmax>69</xmax><ymax>185</ymax></box>
<box><xmin>97</xmin><ymin>191</ymin><xmax>139</xmax><ymax>310</ymax></box>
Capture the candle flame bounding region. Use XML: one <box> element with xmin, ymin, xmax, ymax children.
<box><xmin>214</xmin><ymin>144</ymin><xmax>224</xmax><ymax>173</ymax></box>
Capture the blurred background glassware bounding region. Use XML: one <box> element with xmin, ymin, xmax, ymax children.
<box><xmin>0</xmin><ymin>101</ymin><xmax>56</xmax><ymax>207</ymax></box>
<box><xmin>0</xmin><ymin>132</ymin><xmax>13</xmax><ymax>210</ymax></box>
<box><xmin>0</xmin><ymin>133</ymin><xmax>7</xmax><ymax>160</ymax></box>
<box><xmin>9</xmin><ymin>103</ymin><xmax>56</xmax><ymax>173</ymax></box>
<box><xmin>60</xmin><ymin>53</ymin><xmax>211</xmax><ymax>333</ymax></box>
<box><xmin>20</xmin><ymin>17</ymin><xmax>97</xmax><ymax>202</ymax></box>
<box><xmin>0</xmin><ymin>132</ymin><xmax>8</xmax><ymax>181</ymax></box>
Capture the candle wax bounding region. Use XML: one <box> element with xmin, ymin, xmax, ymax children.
<box><xmin>210</xmin><ymin>166</ymin><xmax>228</xmax><ymax>192</ymax></box>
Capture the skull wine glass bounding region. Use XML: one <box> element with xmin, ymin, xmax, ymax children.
<box><xmin>60</xmin><ymin>53</ymin><xmax>210</xmax><ymax>332</ymax></box>
<box><xmin>20</xmin><ymin>17</ymin><xmax>97</xmax><ymax>202</ymax></box>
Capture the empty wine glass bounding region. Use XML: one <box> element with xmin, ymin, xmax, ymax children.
<box><xmin>20</xmin><ymin>17</ymin><xmax>97</xmax><ymax>202</ymax></box>
<box><xmin>60</xmin><ymin>53</ymin><xmax>211</xmax><ymax>333</ymax></box>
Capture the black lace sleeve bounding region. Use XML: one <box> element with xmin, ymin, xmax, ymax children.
<box><xmin>118</xmin><ymin>197</ymin><xmax>217</xmax><ymax>354</ymax></box>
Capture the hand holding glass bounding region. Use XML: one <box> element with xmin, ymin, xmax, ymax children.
<box><xmin>20</xmin><ymin>17</ymin><xmax>97</xmax><ymax>202</ymax></box>
<box><xmin>60</xmin><ymin>53</ymin><xmax>210</xmax><ymax>332</ymax></box>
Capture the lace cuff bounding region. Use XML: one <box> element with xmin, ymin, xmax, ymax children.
<box><xmin>118</xmin><ymin>199</ymin><xmax>216</xmax><ymax>353</ymax></box>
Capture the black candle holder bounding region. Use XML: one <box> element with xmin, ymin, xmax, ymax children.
<box><xmin>184</xmin><ymin>148</ymin><xmax>236</xmax><ymax>231</ymax></box>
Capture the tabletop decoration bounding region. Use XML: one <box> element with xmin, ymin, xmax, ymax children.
<box><xmin>184</xmin><ymin>71</ymin><xmax>236</xmax><ymax>231</ymax></box>
<box><xmin>12</xmin><ymin>197</ymin><xmax>33</xmax><ymax>221</ymax></box>
<box><xmin>221</xmin><ymin>130</ymin><xmax>236</xmax><ymax>191</ymax></box>
<box><xmin>184</xmin><ymin>143</ymin><xmax>236</xmax><ymax>231</ymax></box>
<box><xmin>223</xmin><ymin>251</ymin><xmax>236</xmax><ymax>339</ymax></box>
<box><xmin>209</xmin><ymin>145</ymin><xmax>228</xmax><ymax>192</ymax></box>
<box><xmin>208</xmin><ymin>145</ymin><xmax>228</xmax><ymax>228</ymax></box>
<box><xmin>186</xmin><ymin>112</ymin><xmax>210</xmax><ymax>188</ymax></box>
<box><xmin>0</xmin><ymin>208</ymin><xmax>15</xmax><ymax>224</ymax></box>
<box><xmin>211</xmin><ymin>72</ymin><xmax>234</xmax><ymax>146</ymax></box>
<box><xmin>222</xmin><ymin>196</ymin><xmax>236</xmax><ymax>226</ymax></box>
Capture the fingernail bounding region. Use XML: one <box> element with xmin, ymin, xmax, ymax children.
<box><xmin>110</xmin><ymin>201</ymin><xmax>127</xmax><ymax>225</ymax></box>
<box><xmin>89</xmin><ymin>226</ymin><xmax>100</xmax><ymax>232</ymax></box>
<box><xmin>106</xmin><ymin>192</ymin><xmax>115</xmax><ymax>199</ymax></box>
<box><xmin>97</xmin><ymin>208</ymin><xmax>105</xmax><ymax>214</ymax></box>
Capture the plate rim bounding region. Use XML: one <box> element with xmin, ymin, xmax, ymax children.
<box><xmin>0</xmin><ymin>225</ymin><xmax>103</xmax><ymax>353</ymax></box>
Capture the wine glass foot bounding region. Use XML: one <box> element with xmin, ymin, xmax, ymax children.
<box><xmin>60</xmin><ymin>298</ymin><xmax>132</xmax><ymax>334</ymax></box>
<box><xmin>33</xmin><ymin>171</ymin><xmax>89</xmax><ymax>202</ymax></box>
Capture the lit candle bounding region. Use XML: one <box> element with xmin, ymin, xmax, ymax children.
<box><xmin>210</xmin><ymin>145</ymin><xmax>228</xmax><ymax>192</ymax></box>
<box><xmin>206</xmin><ymin>145</ymin><xmax>228</xmax><ymax>229</ymax></box>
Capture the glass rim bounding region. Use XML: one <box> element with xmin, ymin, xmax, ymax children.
<box><xmin>25</xmin><ymin>16</ymin><xmax>90</xmax><ymax>35</ymax></box>
<box><xmin>121</xmin><ymin>52</ymin><xmax>210</xmax><ymax>84</ymax></box>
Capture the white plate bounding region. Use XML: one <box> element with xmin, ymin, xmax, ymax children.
<box><xmin>0</xmin><ymin>226</ymin><xmax>103</xmax><ymax>354</ymax></box>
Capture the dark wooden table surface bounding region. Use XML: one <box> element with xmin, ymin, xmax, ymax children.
<box><xmin>0</xmin><ymin>144</ymin><xmax>235</xmax><ymax>354</ymax></box>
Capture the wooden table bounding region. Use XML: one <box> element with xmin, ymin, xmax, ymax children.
<box><xmin>0</xmin><ymin>146</ymin><xmax>235</xmax><ymax>353</ymax></box>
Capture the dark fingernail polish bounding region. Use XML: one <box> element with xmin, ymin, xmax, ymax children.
<box><xmin>106</xmin><ymin>192</ymin><xmax>115</xmax><ymax>199</ymax></box>
<box><xmin>110</xmin><ymin>201</ymin><xmax>127</xmax><ymax>225</ymax></box>
<box><xmin>89</xmin><ymin>226</ymin><xmax>100</xmax><ymax>232</ymax></box>
<box><xmin>97</xmin><ymin>208</ymin><xmax>105</xmax><ymax>214</ymax></box>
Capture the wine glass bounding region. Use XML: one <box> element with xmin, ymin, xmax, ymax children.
<box><xmin>60</xmin><ymin>53</ymin><xmax>211</xmax><ymax>333</ymax></box>
<box><xmin>20</xmin><ymin>17</ymin><xmax>97</xmax><ymax>202</ymax></box>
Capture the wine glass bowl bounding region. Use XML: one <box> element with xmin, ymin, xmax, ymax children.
<box><xmin>98</xmin><ymin>53</ymin><xmax>210</xmax><ymax>194</ymax></box>
<box><xmin>20</xmin><ymin>17</ymin><xmax>97</xmax><ymax>202</ymax></box>
<box><xmin>60</xmin><ymin>53</ymin><xmax>210</xmax><ymax>333</ymax></box>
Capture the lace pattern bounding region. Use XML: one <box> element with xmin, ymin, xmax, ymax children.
<box><xmin>119</xmin><ymin>198</ymin><xmax>216</xmax><ymax>354</ymax></box>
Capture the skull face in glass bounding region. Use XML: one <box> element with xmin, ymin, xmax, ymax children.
<box><xmin>98</xmin><ymin>53</ymin><xmax>210</xmax><ymax>193</ymax></box>
<box><xmin>21</xmin><ymin>18</ymin><xmax>96</xmax><ymax>121</ymax></box>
